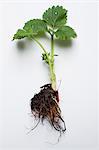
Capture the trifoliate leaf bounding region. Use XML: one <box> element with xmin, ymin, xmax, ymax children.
<box><xmin>43</xmin><ymin>6</ymin><xmax>67</xmax><ymax>29</ymax></box>
<box><xmin>13</xmin><ymin>29</ymin><xmax>32</xmax><ymax>40</ymax></box>
<box><xmin>23</xmin><ymin>19</ymin><xmax>47</xmax><ymax>34</ymax></box>
<box><xmin>55</xmin><ymin>26</ymin><xmax>77</xmax><ymax>40</ymax></box>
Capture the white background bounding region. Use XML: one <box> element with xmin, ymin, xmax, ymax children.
<box><xmin>0</xmin><ymin>0</ymin><xmax>99</xmax><ymax>150</ymax></box>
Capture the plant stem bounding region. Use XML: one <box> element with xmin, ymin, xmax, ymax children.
<box><xmin>32</xmin><ymin>36</ymin><xmax>56</xmax><ymax>90</ymax></box>
<box><xmin>49</xmin><ymin>33</ymin><xmax>56</xmax><ymax>90</ymax></box>
<box><xmin>33</xmin><ymin>37</ymin><xmax>47</xmax><ymax>54</ymax></box>
<box><xmin>32</xmin><ymin>37</ymin><xmax>50</xmax><ymax>62</ymax></box>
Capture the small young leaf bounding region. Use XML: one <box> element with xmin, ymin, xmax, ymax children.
<box><xmin>55</xmin><ymin>26</ymin><xmax>77</xmax><ymax>40</ymax></box>
<box><xmin>13</xmin><ymin>29</ymin><xmax>32</xmax><ymax>40</ymax></box>
<box><xmin>42</xmin><ymin>53</ymin><xmax>50</xmax><ymax>64</ymax></box>
<box><xmin>43</xmin><ymin>6</ymin><xmax>67</xmax><ymax>29</ymax></box>
<box><xmin>23</xmin><ymin>19</ymin><xmax>47</xmax><ymax>34</ymax></box>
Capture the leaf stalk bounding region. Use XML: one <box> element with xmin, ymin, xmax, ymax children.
<box><xmin>32</xmin><ymin>35</ymin><xmax>56</xmax><ymax>91</ymax></box>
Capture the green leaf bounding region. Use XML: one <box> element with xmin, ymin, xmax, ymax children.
<box><xmin>13</xmin><ymin>29</ymin><xmax>32</xmax><ymax>40</ymax></box>
<box><xmin>42</xmin><ymin>53</ymin><xmax>50</xmax><ymax>64</ymax></box>
<box><xmin>13</xmin><ymin>19</ymin><xmax>47</xmax><ymax>40</ymax></box>
<box><xmin>55</xmin><ymin>26</ymin><xmax>77</xmax><ymax>40</ymax></box>
<box><xmin>23</xmin><ymin>19</ymin><xmax>47</xmax><ymax>34</ymax></box>
<box><xmin>43</xmin><ymin>6</ymin><xmax>67</xmax><ymax>29</ymax></box>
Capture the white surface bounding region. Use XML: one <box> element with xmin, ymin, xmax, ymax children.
<box><xmin>0</xmin><ymin>1</ymin><xmax>98</xmax><ymax>150</ymax></box>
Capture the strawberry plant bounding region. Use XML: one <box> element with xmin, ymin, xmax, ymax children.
<box><xmin>13</xmin><ymin>6</ymin><xmax>77</xmax><ymax>135</ymax></box>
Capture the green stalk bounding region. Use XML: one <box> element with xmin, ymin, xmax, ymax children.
<box><xmin>49</xmin><ymin>33</ymin><xmax>56</xmax><ymax>90</ymax></box>
<box><xmin>33</xmin><ymin>37</ymin><xmax>49</xmax><ymax>57</ymax></box>
<box><xmin>32</xmin><ymin>36</ymin><xmax>56</xmax><ymax>90</ymax></box>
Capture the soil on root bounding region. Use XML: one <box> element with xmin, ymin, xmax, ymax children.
<box><xmin>30</xmin><ymin>84</ymin><xmax>66</xmax><ymax>134</ymax></box>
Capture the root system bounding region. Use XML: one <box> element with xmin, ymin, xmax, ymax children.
<box><xmin>30</xmin><ymin>84</ymin><xmax>66</xmax><ymax>133</ymax></box>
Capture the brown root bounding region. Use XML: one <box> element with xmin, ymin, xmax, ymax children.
<box><xmin>30</xmin><ymin>84</ymin><xmax>66</xmax><ymax>133</ymax></box>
